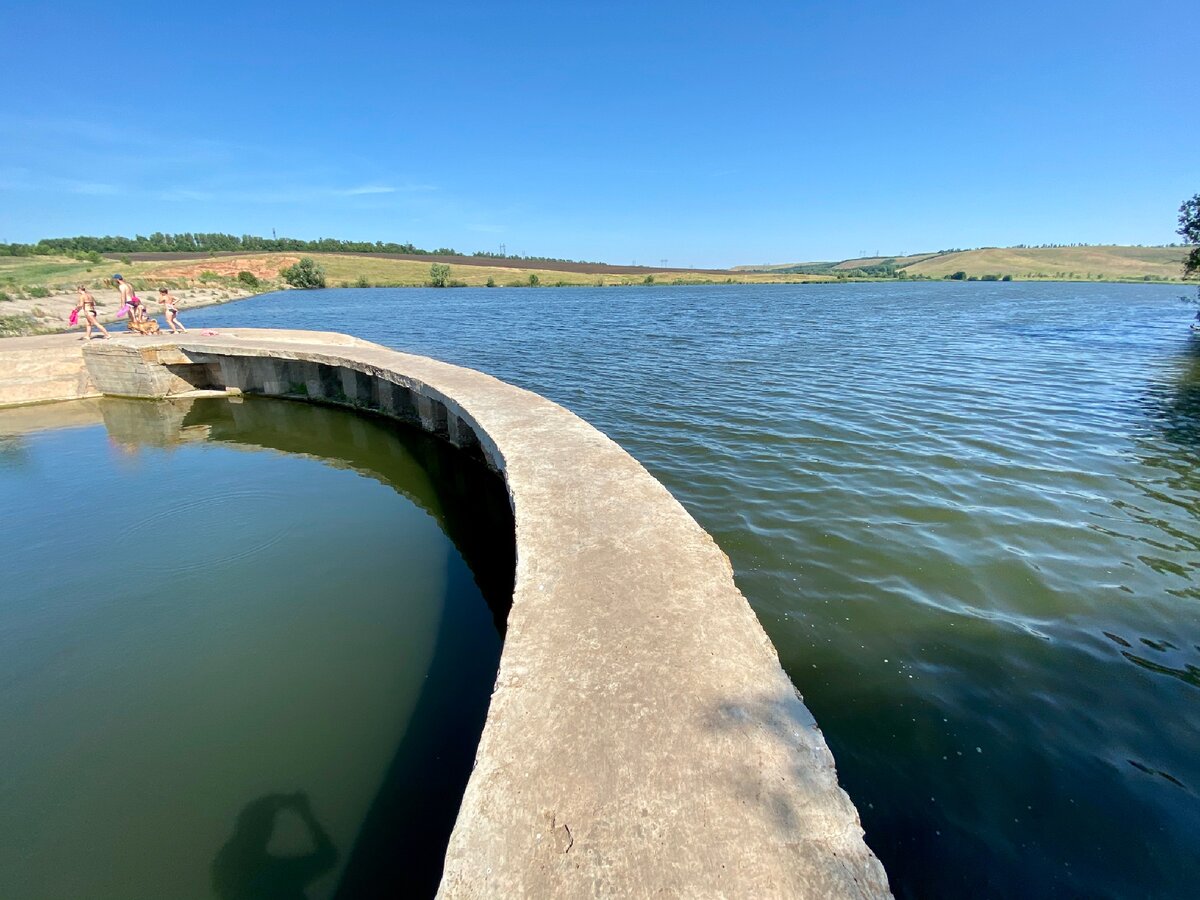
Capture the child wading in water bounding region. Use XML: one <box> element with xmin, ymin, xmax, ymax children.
<box><xmin>72</xmin><ymin>285</ymin><xmax>109</xmax><ymax>340</ymax></box>
<box><xmin>159</xmin><ymin>287</ymin><xmax>187</xmax><ymax>333</ymax></box>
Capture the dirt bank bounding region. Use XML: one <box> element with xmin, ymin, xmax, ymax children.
<box><xmin>1</xmin><ymin>283</ymin><xmax>258</xmax><ymax>337</ymax></box>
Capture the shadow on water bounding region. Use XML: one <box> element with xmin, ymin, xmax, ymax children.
<box><xmin>212</xmin><ymin>793</ymin><xmax>337</xmax><ymax>900</ymax></box>
<box><xmin>333</xmin><ymin>547</ymin><xmax>504</xmax><ymax>898</ymax></box>
<box><xmin>96</xmin><ymin>396</ymin><xmax>515</xmax><ymax>897</ymax></box>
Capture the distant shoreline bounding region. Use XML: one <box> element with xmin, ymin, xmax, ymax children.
<box><xmin>2</xmin><ymin>251</ymin><xmax>1193</xmax><ymax>339</ymax></box>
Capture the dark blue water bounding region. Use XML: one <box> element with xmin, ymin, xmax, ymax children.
<box><xmin>189</xmin><ymin>282</ymin><xmax>1199</xmax><ymax>898</ymax></box>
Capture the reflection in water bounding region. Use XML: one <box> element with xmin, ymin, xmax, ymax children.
<box><xmin>1146</xmin><ymin>335</ymin><xmax>1200</xmax><ymax>450</ymax></box>
<box><xmin>97</xmin><ymin>395</ymin><xmax>515</xmax><ymax>623</ymax></box>
<box><xmin>212</xmin><ymin>793</ymin><xmax>337</xmax><ymax>900</ymax></box>
<box><xmin>0</xmin><ymin>395</ymin><xmax>514</xmax><ymax>899</ymax></box>
<box><xmin>0</xmin><ymin>434</ymin><xmax>28</xmax><ymax>467</ymax></box>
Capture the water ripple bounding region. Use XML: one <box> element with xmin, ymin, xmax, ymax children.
<box><xmin>193</xmin><ymin>281</ymin><xmax>1200</xmax><ymax>899</ymax></box>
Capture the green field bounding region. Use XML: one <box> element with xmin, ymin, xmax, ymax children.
<box><xmin>903</xmin><ymin>245</ymin><xmax>1188</xmax><ymax>280</ymax></box>
<box><xmin>736</xmin><ymin>245</ymin><xmax>1193</xmax><ymax>282</ymax></box>
<box><xmin>2</xmin><ymin>244</ymin><xmax>1192</xmax><ymax>301</ymax></box>
<box><xmin>0</xmin><ymin>252</ymin><xmax>834</xmax><ymax>297</ymax></box>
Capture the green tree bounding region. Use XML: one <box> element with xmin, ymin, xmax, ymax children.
<box><xmin>236</xmin><ymin>270</ymin><xmax>260</xmax><ymax>288</ymax></box>
<box><xmin>485</xmin><ymin>276</ymin><xmax>496</xmax><ymax>287</ymax></box>
<box><xmin>1178</xmin><ymin>194</ymin><xmax>1200</xmax><ymax>279</ymax></box>
<box><xmin>280</xmin><ymin>257</ymin><xmax>326</xmax><ymax>289</ymax></box>
<box><xmin>355</xmin><ymin>274</ymin><xmax>370</xmax><ymax>288</ymax></box>
<box><xmin>528</xmin><ymin>273</ymin><xmax>540</xmax><ymax>287</ymax></box>
<box><xmin>429</xmin><ymin>263</ymin><xmax>450</xmax><ymax>287</ymax></box>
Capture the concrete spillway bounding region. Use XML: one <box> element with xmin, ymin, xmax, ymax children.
<box><xmin>0</xmin><ymin>330</ymin><xmax>890</xmax><ymax>898</ymax></box>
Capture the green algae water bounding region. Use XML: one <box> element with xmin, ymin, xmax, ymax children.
<box><xmin>0</xmin><ymin>396</ymin><xmax>512</xmax><ymax>899</ymax></box>
<box><xmin>189</xmin><ymin>281</ymin><xmax>1199</xmax><ymax>899</ymax></box>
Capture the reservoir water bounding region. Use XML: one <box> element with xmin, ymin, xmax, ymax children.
<box><xmin>184</xmin><ymin>280</ymin><xmax>1199</xmax><ymax>899</ymax></box>
<box><xmin>0</xmin><ymin>396</ymin><xmax>512</xmax><ymax>898</ymax></box>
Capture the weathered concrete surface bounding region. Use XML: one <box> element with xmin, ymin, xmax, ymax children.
<box><xmin>0</xmin><ymin>334</ymin><xmax>100</xmax><ymax>406</ymax></box>
<box><xmin>4</xmin><ymin>330</ymin><xmax>891</xmax><ymax>898</ymax></box>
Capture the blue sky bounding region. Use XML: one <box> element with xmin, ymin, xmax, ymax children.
<box><xmin>1</xmin><ymin>0</ymin><xmax>1196</xmax><ymax>266</ymax></box>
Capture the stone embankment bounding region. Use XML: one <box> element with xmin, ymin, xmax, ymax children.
<box><xmin>0</xmin><ymin>330</ymin><xmax>890</xmax><ymax>899</ymax></box>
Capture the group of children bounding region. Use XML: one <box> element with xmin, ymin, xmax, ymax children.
<box><xmin>71</xmin><ymin>274</ymin><xmax>188</xmax><ymax>340</ymax></box>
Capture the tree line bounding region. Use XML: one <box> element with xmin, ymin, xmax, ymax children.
<box><xmin>0</xmin><ymin>233</ymin><xmax>598</xmax><ymax>265</ymax></box>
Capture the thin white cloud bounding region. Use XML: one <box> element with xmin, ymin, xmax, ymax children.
<box><xmin>338</xmin><ymin>185</ymin><xmax>396</xmax><ymax>196</ymax></box>
<box><xmin>62</xmin><ymin>180</ymin><xmax>119</xmax><ymax>196</ymax></box>
<box><xmin>159</xmin><ymin>188</ymin><xmax>215</xmax><ymax>202</ymax></box>
<box><xmin>0</xmin><ymin>167</ymin><xmax>32</xmax><ymax>190</ymax></box>
<box><xmin>0</xmin><ymin>171</ymin><xmax>120</xmax><ymax>196</ymax></box>
<box><xmin>156</xmin><ymin>183</ymin><xmax>433</xmax><ymax>204</ymax></box>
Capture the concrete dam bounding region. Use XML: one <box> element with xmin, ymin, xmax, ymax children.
<box><xmin>0</xmin><ymin>329</ymin><xmax>890</xmax><ymax>898</ymax></box>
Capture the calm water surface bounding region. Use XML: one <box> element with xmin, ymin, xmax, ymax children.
<box><xmin>0</xmin><ymin>396</ymin><xmax>511</xmax><ymax>899</ymax></box>
<box><xmin>191</xmin><ymin>281</ymin><xmax>1199</xmax><ymax>898</ymax></box>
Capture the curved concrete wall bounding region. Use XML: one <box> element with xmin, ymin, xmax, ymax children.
<box><xmin>15</xmin><ymin>330</ymin><xmax>890</xmax><ymax>897</ymax></box>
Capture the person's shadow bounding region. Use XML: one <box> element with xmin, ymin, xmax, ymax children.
<box><xmin>211</xmin><ymin>792</ymin><xmax>337</xmax><ymax>900</ymax></box>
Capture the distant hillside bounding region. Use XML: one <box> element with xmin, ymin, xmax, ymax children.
<box><xmin>736</xmin><ymin>245</ymin><xmax>1194</xmax><ymax>281</ymax></box>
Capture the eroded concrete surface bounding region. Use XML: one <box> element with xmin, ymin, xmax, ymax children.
<box><xmin>1</xmin><ymin>330</ymin><xmax>891</xmax><ymax>898</ymax></box>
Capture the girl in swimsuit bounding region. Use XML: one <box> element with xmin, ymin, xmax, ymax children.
<box><xmin>73</xmin><ymin>285</ymin><xmax>109</xmax><ymax>340</ymax></box>
<box><xmin>159</xmin><ymin>287</ymin><xmax>187</xmax><ymax>333</ymax></box>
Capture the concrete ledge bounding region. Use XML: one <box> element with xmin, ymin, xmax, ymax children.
<box><xmin>0</xmin><ymin>334</ymin><xmax>101</xmax><ymax>406</ymax></box>
<box><xmin>5</xmin><ymin>330</ymin><xmax>890</xmax><ymax>897</ymax></box>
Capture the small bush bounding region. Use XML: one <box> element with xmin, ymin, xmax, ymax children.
<box><xmin>1001</xmin><ymin>275</ymin><xmax>1013</xmax><ymax>282</ymax></box>
<box><xmin>948</xmin><ymin>271</ymin><xmax>967</xmax><ymax>280</ymax></box>
<box><xmin>449</xmin><ymin>279</ymin><xmax>467</xmax><ymax>287</ymax></box>
<box><xmin>281</xmin><ymin>257</ymin><xmax>327</xmax><ymax>289</ymax></box>
<box><xmin>198</xmin><ymin>270</ymin><xmax>220</xmax><ymax>283</ymax></box>
<box><xmin>119</xmin><ymin>255</ymin><xmax>131</xmax><ymax>265</ymax></box>
<box><xmin>485</xmin><ymin>276</ymin><xmax>495</xmax><ymax>287</ymax></box>
<box><xmin>355</xmin><ymin>275</ymin><xmax>371</xmax><ymax>288</ymax></box>
<box><xmin>528</xmin><ymin>273</ymin><xmax>540</xmax><ymax>287</ymax></box>
<box><xmin>429</xmin><ymin>263</ymin><xmax>450</xmax><ymax>288</ymax></box>
<box><xmin>643</xmin><ymin>274</ymin><xmax>655</xmax><ymax>285</ymax></box>
<box><xmin>0</xmin><ymin>291</ymin><xmax>11</xmax><ymax>302</ymax></box>
<box><xmin>237</xmin><ymin>270</ymin><xmax>260</xmax><ymax>288</ymax></box>
<box><xmin>0</xmin><ymin>313</ymin><xmax>39</xmax><ymax>336</ymax></box>
<box><xmin>28</xmin><ymin>285</ymin><xmax>51</xmax><ymax>298</ymax></box>
<box><xmin>981</xmin><ymin>274</ymin><xmax>999</xmax><ymax>281</ymax></box>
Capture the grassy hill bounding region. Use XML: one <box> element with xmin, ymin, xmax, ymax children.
<box><xmin>736</xmin><ymin>245</ymin><xmax>1193</xmax><ymax>282</ymax></box>
<box><xmin>0</xmin><ymin>252</ymin><xmax>835</xmax><ymax>306</ymax></box>
<box><xmin>4</xmin><ymin>245</ymin><xmax>1192</xmax><ymax>311</ymax></box>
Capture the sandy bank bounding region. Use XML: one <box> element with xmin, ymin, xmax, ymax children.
<box><xmin>1</xmin><ymin>284</ymin><xmax>259</xmax><ymax>337</ymax></box>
